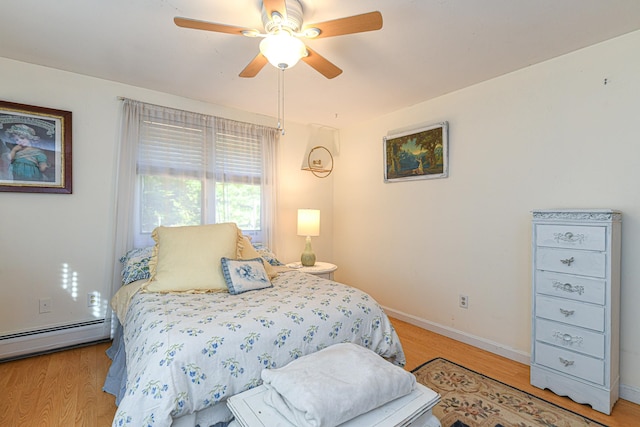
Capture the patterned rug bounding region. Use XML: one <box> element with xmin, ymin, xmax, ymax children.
<box><xmin>412</xmin><ymin>358</ymin><xmax>607</xmax><ymax>427</ymax></box>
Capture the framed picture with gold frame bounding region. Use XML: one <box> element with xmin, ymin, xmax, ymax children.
<box><xmin>0</xmin><ymin>100</ymin><xmax>72</xmax><ymax>193</ymax></box>
<box><xmin>383</xmin><ymin>121</ymin><xmax>448</xmax><ymax>183</ymax></box>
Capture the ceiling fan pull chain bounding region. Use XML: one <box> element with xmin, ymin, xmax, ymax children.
<box><xmin>282</xmin><ymin>69</ymin><xmax>286</xmax><ymax>135</ymax></box>
<box><xmin>278</xmin><ymin>68</ymin><xmax>286</xmax><ymax>135</ymax></box>
<box><xmin>276</xmin><ymin>69</ymin><xmax>281</xmax><ymax>130</ymax></box>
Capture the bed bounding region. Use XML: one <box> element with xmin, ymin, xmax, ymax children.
<box><xmin>104</xmin><ymin>223</ymin><xmax>406</xmax><ymax>427</ymax></box>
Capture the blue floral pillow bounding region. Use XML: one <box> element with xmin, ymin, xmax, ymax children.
<box><xmin>120</xmin><ymin>246</ymin><xmax>153</xmax><ymax>285</ymax></box>
<box><xmin>251</xmin><ymin>243</ymin><xmax>284</xmax><ymax>266</ymax></box>
<box><xmin>220</xmin><ymin>257</ymin><xmax>272</xmax><ymax>295</ymax></box>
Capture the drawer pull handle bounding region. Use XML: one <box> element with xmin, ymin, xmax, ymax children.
<box><xmin>559</xmin><ymin>357</ymin><xmax>575</xmax><ymax>367</ymax></box>
<box><xmin>559</xmin><ymin>308</ymin><xmax>575</xmax><ymax>317</ymax></box>
<box><xmin>553</xmin><ymin>331</ymin><xmax>583</xmax><ymax>345</ymax></box>
<box><xmin>560</xmin><ymin>257</ymin><xmax>574</xmax><ymax>266</ymax></box>
<box><xmin>554</xmin><ymin>232</ymin><xmax>585</xmax><ymax>244</ymax></box>
<box><xmin>552</xmin><ymin>281</ymin><xmax>585</xmax><ymax>295</ymax></box>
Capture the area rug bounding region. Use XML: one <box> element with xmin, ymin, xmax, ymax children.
<box><xmin>412</xmin><ymin>358</ymin><xmax>607</xmax><ymax>427</ymax></box>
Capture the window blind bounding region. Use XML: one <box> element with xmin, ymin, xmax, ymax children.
<box><xmin>138</xmin><ymin>119</ymin><xmax>209</xmax><ymax>178</ymax></box>
<box><xmin>215</xmin><ymin>131</ymin><xmax>262</xmax><ymax>183</ymax></box>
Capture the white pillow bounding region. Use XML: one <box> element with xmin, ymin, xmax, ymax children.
<box><xmin>143</xmin><ymin>223</ymin><xmax>241</xmax><ymax>293</ymax></box>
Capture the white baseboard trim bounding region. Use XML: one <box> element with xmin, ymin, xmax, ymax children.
<box><xmin>384</xmin><ymin>307</ymin><xmax>640</xmax><ymax>406</ymax></box>
<box><xmin>0</xmin><ymin>318</ymin><xmax>111</xmax><ymax>361</ymax></box>
<box><xmin>384</xmin><ymin>306</ymin><xmax>531</xmax><ymax>365</ymax></box>
<box><xmin>620</xmin><ymin>383</ymin><xmax>640</xmax><ymax>405</ymax></box>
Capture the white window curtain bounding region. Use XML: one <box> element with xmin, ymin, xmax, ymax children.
<box><xmin>214</xmin><ymin>117</ymin><xmax>278</xmax><ymax>247</ymax></box>
<box><xmin>110</xmin><ymin>99</ymin><xmax>279</xmax><ymax>309</ymax></box>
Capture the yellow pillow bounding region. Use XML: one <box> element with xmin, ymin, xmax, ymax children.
<box><xmin>143</xmin><ymin>223</ymin><xmax>241</xmax><ymax>293</ymax></box>
<box><xmin>239</xmin><ymin>235</ymin><xmax>278</xmax><ymax>279</ymax></box>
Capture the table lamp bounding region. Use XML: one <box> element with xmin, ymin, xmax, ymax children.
<box><xmin>297</xmin><ymin>209</ymin><xmax>320</xmax><ymax>266</ymax></box>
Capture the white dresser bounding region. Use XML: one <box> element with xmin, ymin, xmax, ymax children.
<box><xmin>530</xmin><ymin>209</ymin><xmax>621</xmax><ymax>414</ymax></box>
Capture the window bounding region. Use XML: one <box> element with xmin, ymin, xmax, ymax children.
<box><xmin>138</xmin><ymin>119</ymin><xmax>209</xmax><ymax>233</ymax></box>
<box><xmin>213</xmin><ymin>126</ymin><xmax>265</xmax><ymax>241</ymax></box>
<box><xmin>126</xmin><ymin>102</ymin><xmax>278</xmax><ymax>247</ymax></box>
<box><xmin>112</xmin><ymin>99</ymin><xmax>279</xmax><ymax>309</ymax></box>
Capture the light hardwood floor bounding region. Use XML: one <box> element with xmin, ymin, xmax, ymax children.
<box><xmin>1</xmin><ymin>318</ymin><xmax>638</xmax><ymax>426</ymax></box>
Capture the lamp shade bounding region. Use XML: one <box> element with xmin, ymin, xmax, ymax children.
<box><xmin>297</xmin><ymin>209</ymin><xmax>320</xmax><ymax>236</ymax></box>
<box><xmin>259</xmin><ymin>33</ymin><xmax>307</xmax><ymax>70</ymax></box>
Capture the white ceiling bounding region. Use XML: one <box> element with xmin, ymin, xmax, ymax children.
<box><xmin>2</xmin><ymin>0</ymin><xmax>640</xmax><ymax>128</ymax></box>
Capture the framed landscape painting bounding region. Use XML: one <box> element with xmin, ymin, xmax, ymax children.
<box><xmin>0</xmin><ymin>100</ymin><xmax>72</xmax><ymax>193</ymax></box>
<box><xmin>383</xmin><ymin>121</ymin><xmax>448</xmax><ymax>183</ymax></box>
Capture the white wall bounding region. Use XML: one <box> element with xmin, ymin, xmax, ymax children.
<box><xmin>275</xmin><ymin>125</ymin><xmax>335</xmax><ymax>265</ymax></box>
<box><xmin>333</xmin><ymin>30</ymin><xmax>640</xmax><ymax>400</ymax></box>
<box><xmin>0</xmin><ymin>57</ymin><xmax>333</xmax><ymax>350</ymax></box>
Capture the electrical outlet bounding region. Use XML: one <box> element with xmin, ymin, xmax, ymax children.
<box><xmin>87</xmin><ymin>292</ymin><xmax>100</xmax><ymax>307</ymax></box>
<box><xmin>459</xmin><ymin>294</ymin><xmax>469</xmax><ymax>309</ymax></box>
<box><xmin>39</xmin><ymin>297</ymin><xmax>52</xmax><ymax>313</ymax></box>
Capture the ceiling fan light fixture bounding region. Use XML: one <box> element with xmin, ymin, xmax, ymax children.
<box><xmin>259</xmin><ymin>33</ymin><xmax>307</xmax><ymax>69</ymax></box>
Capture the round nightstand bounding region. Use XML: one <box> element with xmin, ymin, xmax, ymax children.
<box><xmin>286</xmin><ymin>261</ymin><xmax>337</xmax><ymax>280</ymax></box>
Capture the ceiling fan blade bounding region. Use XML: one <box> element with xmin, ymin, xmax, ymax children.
<box><xmin>263</xmin><ymin>0</ymin><xmax>288</xmax><ymax>21</ymax></box>
<box><xmin>301</xmin><ymin>47</ymin><xmax>342</xmax><ymax>79</ymax></box>
<box><xmin>174</xmin><ymin>17</ymin><xmax>250</xmax><ymax>35</ymax></box>
<box><xmin>239</xmin><ymin>53</ymin><xmax>269</xmax><ymax>78</ymax></box>
<box><xmin>305</xmin><ymin>11</ymin><xmax>383</xmax><ymax>39</ymax></box>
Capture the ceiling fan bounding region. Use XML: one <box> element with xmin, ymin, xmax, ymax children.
<box><xmin>174</xmin><ymin>0</ymin><xmax>383</xmax><ymax>79</ymax></box>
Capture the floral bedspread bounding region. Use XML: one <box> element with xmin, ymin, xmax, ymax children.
<box><xmin>112</xmin><ymin>270</ymin><xmax>405</xmax><ymax>427</ymax></box>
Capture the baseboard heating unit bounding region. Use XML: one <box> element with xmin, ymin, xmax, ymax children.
<box><xmin>0</xmin><ymin>318</ymin><xmax>111</xmax><ymax>361</ymax></box>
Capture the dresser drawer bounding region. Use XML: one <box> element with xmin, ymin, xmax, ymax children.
<box><xmin>536</xmin><ymin>225</ymin><xmax>606</xmax><ymax>251</ymax></box>
<box><xmin>536</xmin><ymin>247</ymin><xmax>606</xmax><ymax>278</ymax></box>
<box><xmin>535</xmin><ymin>271</ymin><xmax>605</xmax><ymax>305</ymax></box>
<box><xmin>535</xmin><ymin>295</ymin><xmax>605</xmax><ymax>332</ymax></box>
<box><xmin>535</xmin><ymin>318</ymin><xmax>605</xmax><ymax>358</ymax></box>
<box><xmin>534</xmin><ymin>342</ymin><xmax>604</xmax><ymax>385</ymax></box>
